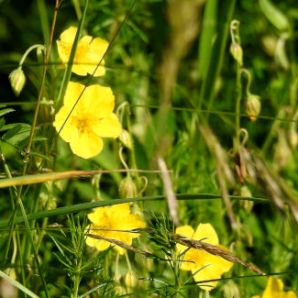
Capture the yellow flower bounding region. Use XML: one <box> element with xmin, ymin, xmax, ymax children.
<box><xmin>251</xmin><ymin>277</ymin><xmax>297</xmax><ymax>298</ymax></box>
<box><xmin>176</xmin><ymin>223</ymin><xmax>233</xmax><ymax>292</ymax></box>
<box><xmin>53</xmin><ymin>81</ymin><xmax>122</xmax><ymax>159</ymax></box>
<box><xmin>57</xmin><ymin>26</ymin><xmax>108</xmax><ymax>76</ymax></box>
<box><xmin>86</xmin><ymin>203</ymin><xmax>146</xmax><ymax>255</ymax></box>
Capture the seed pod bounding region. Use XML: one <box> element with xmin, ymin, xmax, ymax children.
<box><xmin>9</xmin><ymin>67</ymin><xmax>26</xmax><ymax>96</ymax></box>
<box><xmin>245</xmin><ymin>94</ymin><xmax>261</xmax><ymax>121</ymax></box>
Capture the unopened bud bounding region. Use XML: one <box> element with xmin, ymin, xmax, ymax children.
<box><xmin>9</xmin><ymin>67</ymin><xmax>26</xmax><ymax>96</ymax></box>
<box><xmin>36</xmin><ymin>45</ymin><xmax>45</xmax><ymax>58</ymax></box>
<box><xmin>230</xmin><ymin>43</ymin><xmax>243</xmax><ymax>66</ymax></box>
<box><xmin>119</xmin><ymin>130</ymin><xmax>133</xmax><ymax>150</ymax></box>
<box><xmin>222</xmin><ymin>280</ymin><xmax>240</xmax><ymax>298</ymax></box>
<box><xmin>274</xmin><ymin>131</ymin><xmax>291</xmax><ymax>168</ymax></box>
<box><xmin>119</xmin><ymin>176</ymin><xmax>138</xmax><ymax>199</ymax></box>
<box><xmin>125</xmin><ymin>271</ymin><xmax>137</xmax><ymax>288</ymax></box>
<box><xmin>245</xmin><ymin>94</ymin><xmax>261</xmax><ymax>121</ymax></box>
<box><xmin>47</xmin><ymin>197</ymin><xmax>57</xmax><ymax>210</ymax></box>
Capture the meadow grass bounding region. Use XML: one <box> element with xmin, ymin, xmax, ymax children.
<box><xmin>0</xmin><ymin>0</ymin><xmax>297</xmax><ymax>297</ymax></box>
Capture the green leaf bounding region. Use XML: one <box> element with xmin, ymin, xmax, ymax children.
<box><xmin>0</xmin><ymin>107</ymin><xmax>15</xmax><ymax>118</ymax></box>
<box><xmin>2</xmin><ymin>123</ymin><xmax>31</xmax><ymax>146</ymax></box>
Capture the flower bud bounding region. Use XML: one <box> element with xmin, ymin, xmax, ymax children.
<box><xmin>119</xmin><ymin>176</ymin><xmax>138</xmax><ymax>199</ymax></box>
<box><xmin>240</xmin><ymin>185</ymin><xmax>254</xmax><ymax>213</ymax></box>
<box><xmin>222</xmin><ymin>280</ymin><xmax>240</xmax><ymax>298</ymax></box>
<box><xmin>230</xmin><ymin>43</ymin><xmax>243</xmax><ymax>66</ymax></box>
<box><xmin>124</xmin><ymin>271</ymin><xmax>137</xmax><ymax>288</ymax></box>
<box><xmin>119</xmin><ymin>129</ymin><xmax>133</xmax><ymax>150</ymax></box>
<box><xmin>274</xmin><ymin>131</ymin><xmax>291</xmax><ymax>168</ymax></box>
<box><xmin>245</xmin><ymin>94</ymin><xmax>261</xmax><ymax>121</ymax></box>
<box><xmin>288</xmin><ymin>128</ymin><xmax>298</xmax><ymax>149</ymax></box>
<box><xmin>9</xmin><ymin>67</ymin><xmax>26</xmax><ymax>96</ymax></box>
<box><xmin>36</xmin><ymin>45</ymin><xmax>45</xmax><ymax>58</ymax></box>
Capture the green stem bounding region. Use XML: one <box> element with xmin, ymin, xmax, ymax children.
<box><xmin>19</xmin><ymin>44</ymin><xmax>45</xmax><ymax>67</ymax></box>
<box><xmin>24</xmin><ymin>0</ymin><xmax>59</xmax><ymax>164</ymax></box>
<box><xmin>235</xmin><ymin>62</ymin><xmax>242</xmax><ymax>151</ymax></box>
<box><xmin>73</xmin><ymin>259</ymin><xmax>82</xmax><ymax>298</ymax></box>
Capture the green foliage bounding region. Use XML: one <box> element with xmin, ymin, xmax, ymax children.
<box><xmin>0</xmin><ymin>0</ymin><xmax>298</xmax><ymax>297</ymax></box>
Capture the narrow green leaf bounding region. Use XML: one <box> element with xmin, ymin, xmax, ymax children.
<box><xmin>0</xmin><ymin>194</ymin><xmax>268</xmax><ymax>227</ymax></box>
<box><xmin>0</xmin><ymin>108</ymin><xmax>15</xmax><ymax>118</ymax></box>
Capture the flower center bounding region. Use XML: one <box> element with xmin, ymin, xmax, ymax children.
<box><xmin>72</xmin><ymin>115</ymin><xmax>92</xmax><ymax>134</ymax></box>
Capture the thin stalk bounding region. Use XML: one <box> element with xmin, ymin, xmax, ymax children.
<box><xmin>72</xmin><ymin>258</ymin><xmax>82</xmax><ymax>298</ymax></box>
<box><xmin>23</xmin><ymin>0</ymin><xmax>59</xmax><ymax>163</ymax></box>
<box><xmin>19</xmin><ymin>45</ymin><xmax>44</xmax><ymax>67</ymax></box>
<box><xmin>234</xmin><ymin>63</ymin><xmax>242</xmax><ymax>151</ymax></box>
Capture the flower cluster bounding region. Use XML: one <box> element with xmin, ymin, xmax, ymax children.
<box><xmin>54</xmin><ymin>27</ymin><xmax>121</xmax><ymax>158</ymax></box>
<box><xmin>86</xmin><ymin>203</ymin><xmax>146</xmax><ymax>255</ymax></box>
<box><xmin>176</xmin><ymin>223</ymin><xmax>233</xmax><ymax>292</ymax></box>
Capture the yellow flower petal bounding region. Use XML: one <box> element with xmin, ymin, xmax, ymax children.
<box><xmin>176</xmin><ymin>225</ymin><xmax>195</xmax><ymax>258</ymax></box>
<box><xmin>86</xmin><ymin>204</ymin><xmax>146</xmax><ymax>254</ymax></box>
<box><xmin>57</xmin><ymin>26</ymin><xmax>108</xmax><ymax>76</ymax></box>
<box><xmin>250</xmin><ymin>277</ymin><xmax>298</xmax><ymax>298</ymax></box>
<box><xmin>86</xmin><ymin>234</ymin><xmax>111</xmax><ymax>252</ymax></box>
<box><xmin>193</xmin><ymin>223</ymin><xmax>219</xmax><ymax>245</ymax></box>
<box><xmin>176</xmin><ymin>223</ymin><xmax>233</xmax><ymax>292</ymax></box>
<box><xmin>192</xmin><ymin>250</ymin><xmax>233</xmax><ymax>291</ymax></box>
<box><xmin>286</xmin><ymin>292</ymin><xmax>298</xmax><ymax>298</ymax></box>
<box><xmin>70</xmin><ymin>131</ymin><xmax>103</xmax><ymax>159</ymax></box>
<box><xmin>176</xmin><ymin>225</ymin><xmax>195</xmax><ymax>238</ymax></box>
<box><xmin>263</xmin><ymin>277</ymin><xmax>283</xmax><ymax>298</ymax></box>
<box><xmin>178</xmin><ymin>248</ymin><xmax>198</xmax><ymax>272</ymax></box>
<box><xmin>82</xmin><ymin>85</ymin><xmax>115</xmax><ymax>117</ymax></box>
<box><xmin>59</xmin><ymin>26</ymin><xmax>77</xmax><ymax>43</ymax></box>
<box><xmin>53</xmin><ymin>105</ymin><xmax>79</xmax><ymax>142</ymax></box>
<box><xmin>93</xmin><ymin>113</ymin><xmax>122</xmax><ymax>138</ymax></box>
<box><xmin>88</xmin><ymin>204</ymin><xmax>130</xmax><ymax>225</ymax></box>
<box><xmin>62</xmin><ymin>81</ymin><xmax>85</xmax><ymax>108</ymax></box>
<box><xmin>87</xmin><ymin>37</ymin><xmax>109</xmax><ymax>76</ymax></box>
